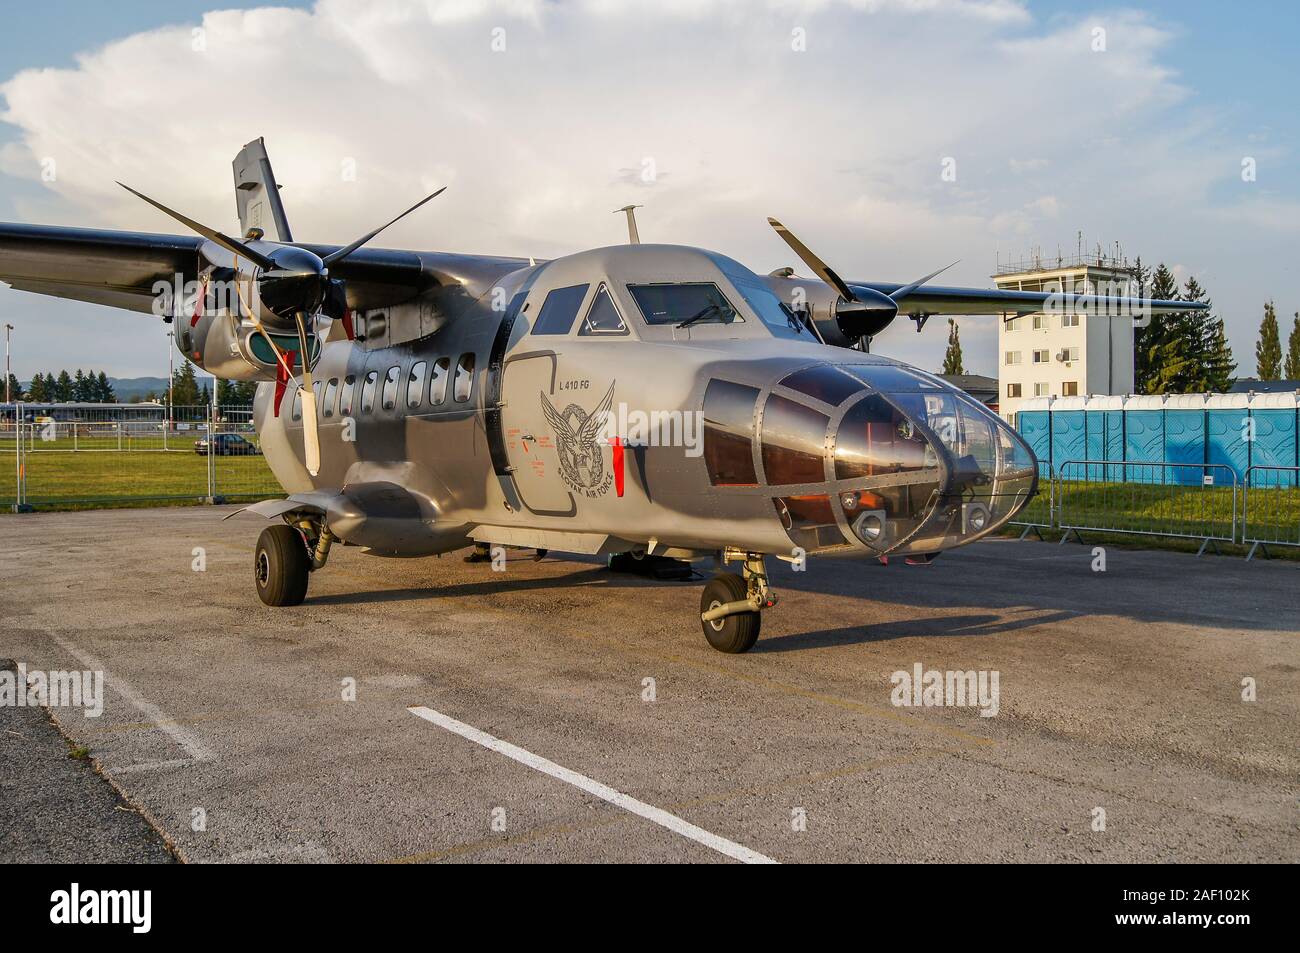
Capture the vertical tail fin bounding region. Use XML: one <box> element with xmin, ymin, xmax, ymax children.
<box><xmin>232</xmin><ymin>137</ymin><xmax>292</xmax><ymax>242</ymax></box>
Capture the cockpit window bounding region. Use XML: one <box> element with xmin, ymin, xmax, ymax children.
<box><xmin>841</xmin><ymin>364</ymin><xmax>944</xmax><ymax>392</ymax></box>
<box><xmin>627</xmin><ymin>282</ymin><xmax>740</xmax><ymax>328</ymax></box>
<box><xmin>579</xmin><ymin>284</ymin><xmax>628</xmax><ymax>335</ymax></box>
<box><xmin>705</xmin><ymin>251</ymin><xmax>806</xmax><ymax>340</ymax></box>
<box><xmin>779</xmin><ymin>365</ymin><xmax>864</xmax><ymax>406</ymax></box>
<box><xmin>833</xmin><ymin>394</ymin><xmax>934</xmax><ymax>479</ymax></box>
<box><xmin>533</xmin><ymin>284</ymin><xmax>589</xmax><ymax>335</ymax></box>
<box><xmin>760</xmin><ymin>394</ymin><xmax>829</xmax><ymax>485</ymax></box>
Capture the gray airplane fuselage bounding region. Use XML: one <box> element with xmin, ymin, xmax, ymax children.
<box><xmin>245</xmin><ymin>243</ymin><xmax>1038</xmax><ymax>561</ymax></box>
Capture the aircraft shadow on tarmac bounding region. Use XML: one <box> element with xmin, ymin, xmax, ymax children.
<box><xmin>305</xmin><ymin>542</ymin><xmax>1299</xmax><ymax>644</ymax></box>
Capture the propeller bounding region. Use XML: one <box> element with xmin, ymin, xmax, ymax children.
<box><xmin>767</xmin><ymin>217</ymin><xmax>956</xmax><ymax>346</ymax></box>
<box><xmin>120</xmin><ymin>182</ymin><xmax>446</xmax><ymax>478</ymax></box>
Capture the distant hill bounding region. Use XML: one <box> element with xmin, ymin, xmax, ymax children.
<box><xmin>108</xmin><ymin>376</ymin><xmax>170</xmax><ymax>402</ymax></box>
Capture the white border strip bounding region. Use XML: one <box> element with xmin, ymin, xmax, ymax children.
<box><xmin>408</xmin><ymin>706</ymin><xmax>777</xmax><ymax>864</ymax></box>
<box><xmin>49</xmin><ymin>634</ymin><xmax>214</xmax><ymax>763</ymax></box>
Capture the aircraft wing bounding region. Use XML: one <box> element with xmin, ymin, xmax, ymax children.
<box><xmin>849</xmin><ymin>280</ymin><xmax>1206</xmax><ymax>316</ymax></box>
<box><xmin>0</xmin><ymin>221</ymin><xmax>484</xmax><ymax>315</ymax></box>
<box><xmin>0</xmin><ymin>222</ymin><xmax>203</xmax><ymax>314</ymax></box>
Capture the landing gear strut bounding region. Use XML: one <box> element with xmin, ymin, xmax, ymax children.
<box><xmin>698</xmin><ymin>552</ymin><xmax>777</xmax><ymax>654</ymax></box>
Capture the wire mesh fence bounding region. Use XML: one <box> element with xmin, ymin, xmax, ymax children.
<box><xmin>5</xmin><ymin>403</ymin><xmax>281</xmax><ymax>510</ymax></box>
<box><xmin>1242</xmin><ymin>466</ymin><xmax>1300</xmax><ymax>560</ymax></box>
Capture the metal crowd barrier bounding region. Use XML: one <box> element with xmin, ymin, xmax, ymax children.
<box><xmin>1242</xmin><ymin>465</ymin><xmax>1300</xmax><ymax>560</ymax></box>
<box><xmin>1009</xmin><ymin>461</ymin><xmax>1054</xmax><ymax>539</ymax></box>
<box><xmin>1054</xmin><ymin>460</ymin><xmax>1239</xmax><ymax>556</ymax></box>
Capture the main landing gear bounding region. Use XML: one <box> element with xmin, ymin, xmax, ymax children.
<box><xmin>699</xmin><ymin>552</ymin><xmax>777</xmax><ymax>654</ymax></box>
<box><xmin>255</xmin><ymin>518</ymin><xmax>333</xmax><ymax>607</ymax></box>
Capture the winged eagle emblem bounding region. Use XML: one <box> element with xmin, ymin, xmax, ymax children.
<box><xmin>539</xmin><ymin>381</ymin><xmax>616</xmax><ymax>491</ymax></box>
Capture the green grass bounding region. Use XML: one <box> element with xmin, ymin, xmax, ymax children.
<box><xmin>1</xmin><ymin>441</ymin><xmax>280</xmax><ymax>509</ymax></box>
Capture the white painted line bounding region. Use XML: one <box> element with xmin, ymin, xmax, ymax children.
<box><xmin>48</xmin><ymin>634</ymin><xmax>215</xmax><ymax>763</ymax></box>
<box><xmin>407</xmin><ymin>705</ymin><xmax>777</xmax><ymax>864</ymax></box>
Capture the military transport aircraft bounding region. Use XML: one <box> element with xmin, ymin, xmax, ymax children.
<box><xmin>0</xmin><ymin>139</ymin><xmax>1204</xmax><ymax>653</ymax></box>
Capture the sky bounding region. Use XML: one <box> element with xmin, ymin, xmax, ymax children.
<box><xmin>1</xmin><ymin>0</ymin><xmax>1296</xmax><ymax>381</ymax></box>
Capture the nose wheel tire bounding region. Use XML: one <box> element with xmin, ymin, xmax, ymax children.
<box><xmin>700</xmin><ymin>573</ymin><xmax>761</xmax><ymax>654</ymax></box>
<box><xmin>255</xmin><ymin>525</ymin><xmax>310</xmax><ymax>607</ymax></box>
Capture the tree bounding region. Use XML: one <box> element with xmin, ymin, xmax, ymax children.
<box><xmin>95</xmin><ymin>371</ymin><xmax>116</xmax><ymax>403</ymax></box>
<box><xmin>55</xmin><ymin>369</ymin><xmax>73</xmax><ymax>402</ymax></box>
<box><xmin>1285</xmin><ymin>312</ymin><xmax>1300</xmax><ymax>381</ymax></box>
<box><xmin>217</xmin><ymin>378</ymin><xmax>258</xmax><ymax>406</ymax></box>
<box><xmin>26</xmin><ymin>373</ymin><xmax>48</xmax><ymax>402</ymax></box>
<box><xmin>941</xmin><ymin>318</ymin><xmax>965</xmax><ymax>375</ymax></box>
<box><xmin>1130</xmin><ymin>257</ymin><xmax>1155</xmax><ymax>392</ymax></box>
<box><xmin>72</xmin><ymin>368</ymin><xmax>94</xmax><ymax>402</ymax></box>
<box><xmin>1178</xmin><ymin>276</ymin><xmax>1233</xmax><ymax>393</ymax></box>
<box><xmin>1140</xmin><ymin>263</ymin><xmax>1189</xmax><ymax>394</ymax></box>
<box><xmin>1203</xmin><ymin>317</ymin><xmax>1237</xmax><ymax>393</ymax></box>
<box><xmin>170</xmin><ymin>362</ymin><xmax>202</xmax><ymax>405</ymax></box>
<box><xmin>5</xmin><ymin>373</ymin><xmax>23</xmax><ymax>402</ymax></box>
<box><xmin>1256</xmin><ymin>301</ymin><xmax>1283</xmax><ymax>380</ymax></box>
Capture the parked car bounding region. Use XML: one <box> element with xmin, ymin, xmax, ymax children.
<box><xmin>195</xmin><ymin>433</ymin><xmax>261</xmax><ymax>456</ymax></box>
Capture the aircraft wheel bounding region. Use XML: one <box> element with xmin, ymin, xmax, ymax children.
<box><xmin>255</xmin><ymin>525</ymin><xmax>310</xmax><ymax>607</ymax></box>
<box><xmin>699</xmin><ymin>573</ymin><xmax>760</xmax><ymax>654</ymax></box>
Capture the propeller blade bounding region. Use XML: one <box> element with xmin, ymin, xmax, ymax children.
<box><xmin>294</xmin><ymin>311</ymin><xmax>321</xmax><ymax>476</ymax></box>
<box><xmin>117</xmin><ymin>182</ymin><xmax>275</xmax><ymax>269</ymax></box>
<box><xmin>889</xmin><ymin>260</ymin><xmax>960</xmax><ymax>302</ymax></box>
<box><xmin>322</xmin><ymin>187</ymin><xmax>447</xmax><ymax>266</ymax></box>
<box><xmin>766</xmin><ymin>217</ymin><xmax>858</xmax><ymax>303</ymax></box>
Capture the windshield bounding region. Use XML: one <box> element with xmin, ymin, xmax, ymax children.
<box><xmin>706</xmin><ymin>251</ymin><xmax>807</xmax><ymax>340</ymax></box>
<box><xmin>628</xmin><ymin>282</ymin><xmax>741</xmax><ymax>327</ymax></box>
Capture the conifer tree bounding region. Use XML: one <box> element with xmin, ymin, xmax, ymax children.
<box><xmin>1256</xmin><ymin>302</ymin><xmax>1282</xmax><ymax>380</ymax></box>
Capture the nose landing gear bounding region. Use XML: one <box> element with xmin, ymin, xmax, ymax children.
<box><xmin>699</xmin><ymin>552</ymin><xmax>777</xmax><ymax>654</ymax></box>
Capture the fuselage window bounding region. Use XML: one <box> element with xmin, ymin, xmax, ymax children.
<box><xmin>579</xmin><ymin>284</ymin><xmax>628</xmax><ymax>335</ymax></box>
<box><xmin>322</xmin><ymin>378</ymin><xmax>338</xmax><ymax>418</ymax></box>
<box><xmin>361</xmin><ymin>370</ymin><xmax>378</xmax><ymax>413</ymax></box>
<box><xmin>453</xmin><ymin>353</ymin><xmax>475</xmax><ymax>402</ymax></box>
<box><xmin>340</xmin><ymin>375</ymin><xmax>356</xmax><ymax>417</ymax></box>
<box><xmin>407</xmin><ymin>361</ymin><xmax>427</xmax><ymax>408</ymax></box>
<box><xmin>533</xmin><ymin>284</ymin><xmax>589</xmax><ymax>335</ymax></box>
<box><xmin>291</xmin><ymin>387</ymin><xmax>303</xmax><ymax>422</ymax></box>
<box><xmin>382</xmin><ymin>365</ymin><xmax>400</xmax><ymax>410</ymax></box>
<box><xmin>627</xmin><ymin>282</ymin><xmax>739</xmax><ymax>328</ymax></box>
<box><xmin>430</xmin><ymin>357</ymin><xmax>451</xmax><ymax>405</ymax></box>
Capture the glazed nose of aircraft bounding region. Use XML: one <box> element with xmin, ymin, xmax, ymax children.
<box><xmin>737</xmin><ymin>362</ymin><xmax>1038</xmax><ymax>556</ymax></box>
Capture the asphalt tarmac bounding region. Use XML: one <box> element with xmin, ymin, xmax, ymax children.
<box><xmin>2</xmin><ymin>506</ymin><xmax>1296</xmax><ymax>863</ymax></box>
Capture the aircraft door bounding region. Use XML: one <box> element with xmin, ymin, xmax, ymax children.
<box><xmin>500</xmin><ymin>351</ymin><xmax>579</xmax><ymax>517</ymax></box>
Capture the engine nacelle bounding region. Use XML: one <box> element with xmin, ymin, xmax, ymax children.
<box><xmin>170</xmin><ymin>274</ymin><xmax>320</xmax><ymax>381</ymax></box>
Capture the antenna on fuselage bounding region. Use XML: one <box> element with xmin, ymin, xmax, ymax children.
<box><xmin>614</xmin><ymin>205</ymin><xmax>642</xmax><ymax>245</ymax></box>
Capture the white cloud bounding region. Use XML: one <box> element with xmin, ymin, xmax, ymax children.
<box><xmin>0</xmin><ymin>0</ymin><xmax>1287</xmax><ymax>377</ymax></box>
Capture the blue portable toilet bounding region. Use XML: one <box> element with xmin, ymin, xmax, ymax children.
<box><xmin>1084</xmin><ymin>395</ymin><xmax>1125</xmax><ymax>481</ymax></box>
<box><xmin>1164</xmin><ymin>394</ymin><xmax>1207</xmax><ymax>485</ymax></box>
<box><xmin>1123</xmin><ymin>395</ymin><xmax>1166</xmax><ymax>483</ymax></box>
<box><xmin>1050</xmin><ymin>397</ymin><xmax>1088</xmax><ymax>480</ymax></box>
<box><xmin>1206</xmin><ymin>393</ymin><xmax>1251</xmax><ymax>482</ymax></box>
<box><xmin>1015</xmin><ymin>397</ymin><xmax>1053</xmax><ymax>476</ymax></box>
<box><xmin>1247</xmin><ymin>391</ymin><xmax>1299</xmax><ymax>487</ymax></box>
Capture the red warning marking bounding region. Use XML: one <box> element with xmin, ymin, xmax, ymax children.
<box><xmin>273</xmin><ymin>349</ymin><xmax>298</xmax><ymax>417</ymax></box>
<box><xmin>609</xmin><ymin>436</ymin><xmax>625</xmax><ymax>497</ymax></box>
<box><xmin>341</xmin><ymin>310</ymin><xmax>355</xmax><ymax>340</ymax></box>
